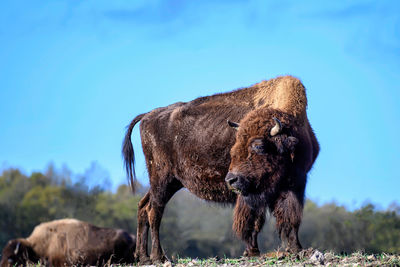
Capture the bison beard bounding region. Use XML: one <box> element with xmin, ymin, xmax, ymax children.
<box><xmin>233</xmin><ymin>196</ymin><xmax>266</xmax><ymax>256</ymax></box>
<box><xmin>123</xmin><ymin>76</ymin><xmax>319</xmax><ymax>264</ymax></box>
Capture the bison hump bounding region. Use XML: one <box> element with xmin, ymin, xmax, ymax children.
<box><xmin>253</xmin><ymin>76</ymin><xmax>308</xmax><ymax>122</ymax></box>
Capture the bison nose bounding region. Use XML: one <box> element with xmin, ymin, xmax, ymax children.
<box><xmin>225</xmin><ymin>172</ymin><xmax>239</xmax><ymax>186</ymax></box>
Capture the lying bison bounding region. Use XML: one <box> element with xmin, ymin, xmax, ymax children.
<box><xmin>0</xmin><ymin>219</ymin><xmax>136</xmax><ymax>267</ymax></box>
<box><xmin>123</xmin><ymin>75</ymin><xmax>319</xmax><ymax>264</ymax></box>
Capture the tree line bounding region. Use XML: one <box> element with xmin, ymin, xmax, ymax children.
<box><xmin>0</xmin><ymin>166</ymin><xmax>399</xmax><ymax>259</ymax></box>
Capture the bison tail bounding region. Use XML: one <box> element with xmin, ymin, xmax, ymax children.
<box><xmin>122</xmin><ymin>113</ymin><xmax>146</xmax><ymax>193</ymax></box>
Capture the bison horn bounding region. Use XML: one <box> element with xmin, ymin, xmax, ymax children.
<box><xmin>14</xmin><ymin>242</ymin><xmax>20</xmax><ymax>255</ymax></box>
<box><xmin>227</xmin><ymin>120</ymin><xmax>239</xmax><ymax>130</ymax></box>
<box><xmin>270</xmin><ymin>117</ymin><xmax>282</xmax><ymax>136</ymax></box>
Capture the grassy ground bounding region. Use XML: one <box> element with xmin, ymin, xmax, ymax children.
<box><xmin>164</xmin><ymin>249</ymin><xmax>400</xmax><ymax>267</ymax></box>
<box><xmin>21</xmin><ymin>249</ymin><xmax>400</xmax><ymax>266</ymax></box>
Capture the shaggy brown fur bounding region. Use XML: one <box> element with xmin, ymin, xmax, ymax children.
<box><xmin>228</xmin><ymin>108</ymin><xmax>311</xmax><ymax>253</ymax></box>
<box><xmin>232</xmin><ymin>196</ymin><xmax>266</xmax><ymax>256</ymax></box>
<box><xmin>122</xmin><ymin>75</ymin><xmax>319</xmax><ymax>264</ymax></box>
<box><xmin>0</xmin><ymin>219</ymin><xmax>136</xmax><ymax>267</ymax></box>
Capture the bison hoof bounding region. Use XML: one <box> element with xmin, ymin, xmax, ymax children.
<box><xmin>286</xmin><ymin>246</ymin><xmax>302</xmax><ymax>254</ymax></box>
<box><xmin>136</xmin><ymin>256</ymin><xmax>152</xmax><ymax>265</ymax></box>
<box><xmin>243</xmin><ymin>248</ymin><xmax>260</xmax><ymax>257</ymax></box>
<box><xmin>151</xmin><ymin>255</ymin><xmax>169</xmax><ymax>264</ymax></box>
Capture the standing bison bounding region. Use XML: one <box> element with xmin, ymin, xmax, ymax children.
<box><xmin>0</xmin><ymin>219</ymin><xmax>136</xmax><ymax>267</ymax></box>
<box><xmin>123</xmin><ymin>76</ymin><xmax>319</xmax><ymax>264</ymax></box>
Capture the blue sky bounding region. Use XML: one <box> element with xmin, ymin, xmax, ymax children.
<box><xmin>0</xmin><ymin>0</ymin><xmax>399</xmax><ymax>209</ymax></box>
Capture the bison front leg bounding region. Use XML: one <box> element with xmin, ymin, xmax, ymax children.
<box><xmin>271</xmin><ymin>190</ymin><xmax>304</xmax><ymax>253</ymax></box>
<box><xmin>244</xmin><ymin>212</ymin><xmax>265</xmax><ymax>257</ymax></box>
<box><xmin>233</xmin><ymin>196</ymin><xmax>265</xmax><ymax>257</ymax></box>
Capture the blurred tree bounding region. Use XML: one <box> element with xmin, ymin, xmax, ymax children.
<box><xmin>93</xmin><ymin>184</ymin><xmax>140</xmax><ymax>233</ymax></box>
<box><xmin>0</xmin><ymin>166</ymin><xmax>141</xmax><ymax>251</ymax></box>
<box><xmin>0</xmin><ymin>166</ymin><xmax>399</xmax><ymax>257</ymax></box>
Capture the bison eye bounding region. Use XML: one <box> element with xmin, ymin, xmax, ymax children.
<box><xmin>250</xmin><ymin>139</ymin><xmax>266</xmax><ymax>155</ymax></box>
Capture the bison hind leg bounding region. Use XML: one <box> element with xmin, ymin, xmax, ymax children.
<box><xmin>147</xmin><ymin>176</ymin><xmax>183</xmax><ymax>264</ymax></box>
<box><xmin>135</xmin><ymin>192</ymin><xmax>151</xmax><ymax>264</ymax></box>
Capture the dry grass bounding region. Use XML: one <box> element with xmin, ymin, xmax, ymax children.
<box><xmin>166</xmin><ymin>249</ymin><xmax>400</xmax><ymax>267</ymax></box>
<box><xmin>23</xmin><ymin>249</ymin><xmax>400</xmax><ymax>266</ymax></box>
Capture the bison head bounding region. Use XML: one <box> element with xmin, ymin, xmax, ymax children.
<box><xmin>0</xmin><ymin>239</ymin><xmax>39</xmax><ymax>267</ymax></box>
<box><xmin>226</xmin><ymin>109</ymin><xmax>299</xmax><ymax>208</ymax></box>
